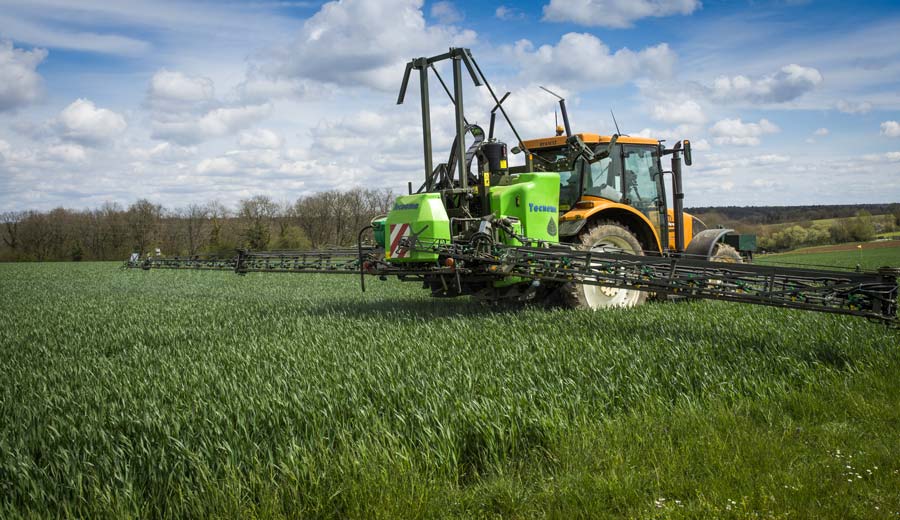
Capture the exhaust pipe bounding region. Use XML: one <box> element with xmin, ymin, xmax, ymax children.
<box><xmin>672</xmin><ymin>141</ymin><xmax>686</xmax><ymax>253</ymax></box>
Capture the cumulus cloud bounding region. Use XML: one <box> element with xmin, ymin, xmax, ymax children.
<box><xmin>805</xmin><ymin>127</ymin><xmax>829</xmax><ymax>144</ymax></box>
<box><xmin>510</xmin><ymin>33</ymin><xmax>676</xmax><ymax>88</ymax></box>
<box><xmin>0</xmin><ymin>40</ymin><xmax>47</xmax><ymax>111</ymax></box>
<box><xmin>835</xmin><ymin>99</ymin><xmax>872</xmax><ymax>114</ymax></box>
<box><xmin>710</xmin><ymin>118</ymin><xmax>779</xmax><ymax>146</ymax></box>
<box><xmin>691</xmin><ymin>138</ymin><xmax>711</xmax><ymax>151</ymax></box>
<box><xmin>881</xmin><ymin>121</ymin><xmax>900</xmax><ymax>137</ymax></box>
<box><xmin>130</xmin><ymin>142</ymin><xmax>197</xmax><ymax>163</ymax></box>
<box><xmin>701</xmin><ymin>153</ymin><xmax>790</xmax><ymax>171</ymax></box>
<box><xmin>144</xmin><ymin>68</ymin><xmax>273</xmax><ymax>145</ymax></box>
<box><xmin>239</xmin><ymin>128</ymin><xmax>283</xmax><ymax>149</ymax></box>
<box><xmin>543</xmin><ymin>0</ymin><xmax>700</xmax><ymax>28</ymax></box>
<box><xmin>430</xmin><ymin>1</ymin><xmax>463</xmax><ymax>24</ymax></box>
<box><xmin>147</xmin><ymin>69</ymin><xmax>214</xmax><ymax>111</ymax></box>
<box><xmin>235</xmin><ymin>71</ymin><xmax>326</xmax><ymax>103</ymax></box>
<box><xmin>152</xmin><ymin>104</ymin><xmax>272</xmax><ymax>145</ymax></box>
<box><xmin>263</xmin><ymin>0</ymin><xmax>476</xmax><ymax>91</ymax></box>
<box><xmin>197</xmin><ymin>157</ymin><xmax>240</xmax><ymax>175</ymax></box>
<box><xmin>495</xmin><ymin>5</ymin><xmax>525</xmax><ymax>20</ymax></box>
<box><xmin>651</xmin><ymin>99</ymin><xmax>706</xmax><ymax>125</ymax></box>
<box><xmin>710</xmin><ymin>64</ymin><xmax>822</xmax><ymax>104</ymax></box>
<box><xmin>46</xmin><ymin>143</ymin><xmax>88</xmax><ymax>163</ymax></box>
<box><xmin>57</xmin><ymin>99</ymin><xmax>127</xmax><ymax>145</ymax></box>
<box><xmin>862</xmin><ymin>151</ymin><xmax>900</xmax><ymax>162</ymax></box>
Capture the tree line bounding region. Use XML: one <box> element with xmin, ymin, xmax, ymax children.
<box><xmin>0</xmin><ymin>188</ymin><xmax>395</xmax><ymax>262</ymax></box>
<box><xmin>696</xmin><ymin>209</ymin><xmax>900</xmax><ymax>252</ymax></box>
<box><xmin>687</xmin><ymin>203</ymin><xmax>900</xmax><ymax>226</ymax></box>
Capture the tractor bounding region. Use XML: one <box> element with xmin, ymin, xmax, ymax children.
<box><xmin>128</xmin><ymin>48</ymin><xmax>898</xmax><ymax>324</ymax></box>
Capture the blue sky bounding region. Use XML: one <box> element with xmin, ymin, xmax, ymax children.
<box><xmin>1</xmin><ymin>0</ymin><xmax>899</xmax><ymax>211</ymax></box>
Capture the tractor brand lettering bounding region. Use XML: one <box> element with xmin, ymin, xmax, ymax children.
<box><xmin>528</xmin><ymin>203</ymin><xmax>557</xmax><ymax>213</ymax></box>
<box><xmin>393</xmin><ymin>203</ymin><xmax>420</xmax><ymax>211</ymax></box>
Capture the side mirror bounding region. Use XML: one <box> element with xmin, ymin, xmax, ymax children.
<box><xmin>683</xmin><ymin>140</ymin><xmax>692</xmax><ymax>166</ymax></box>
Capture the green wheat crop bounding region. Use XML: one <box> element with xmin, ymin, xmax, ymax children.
<box><xmin>1</xmin><ymin>262</ymin><xmax>898</xmax><ymax>519</ymax></box>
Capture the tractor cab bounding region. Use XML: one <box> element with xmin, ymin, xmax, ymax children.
<box><xmin>522</xmin><ymin>133</ymin><xmax>672</xmax><ymax>250</ymax></box>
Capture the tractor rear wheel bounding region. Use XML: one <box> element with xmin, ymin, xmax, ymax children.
<box><xmin>565</xmin><ymin>223</ymin><xmax>648</xmax><ymax>310</ymax></box>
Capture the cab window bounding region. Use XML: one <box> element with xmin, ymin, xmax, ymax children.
<box><xmin>622</xmin><ymin>145</ymin><xmax>660</xmax><ymax>209</ymax></box>
<box><xmin>583</xmin><ymin>156</ymin><xmax>619</xmax><ymax>202</ymax></box>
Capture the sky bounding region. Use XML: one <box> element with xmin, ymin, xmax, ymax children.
<box><xmin>1</xmin><ymin>0</ymin><xmax>900</xmax><ymax>212</ymax></box>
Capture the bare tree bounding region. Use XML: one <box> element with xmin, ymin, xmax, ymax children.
<box><xmin>239</xmin><ymin>195</ymin><xmax>280</xmax><ymax>250</ymax></box>
<box><xmin>1</xmin><ymin>211</ymin><xmax>23</xmax><ymax>254</ymax></box>
<box><xmin>181</xmin><ymin>203</ymin><xmax>209</xmax><ymax>255</ymax></box>
<box><xmin>127</xmin><ymin>199</ymin><xmax>162</xmax><ymax>255</ymax></box>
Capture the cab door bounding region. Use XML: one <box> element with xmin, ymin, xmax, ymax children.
<box><xmin>621</xmin><ymin>145</ymin><xmax>667</xmax><ymax>244</ymax></box>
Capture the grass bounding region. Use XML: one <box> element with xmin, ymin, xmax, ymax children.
<box><xmin>756</xmin><ymin>243</ymin><xmax>900</xmax><ymax>271</ymax></box>
<box><xmin>1</xmin><ymin>262</ymin><xmax>899</xmax><ymax>518</ymax></box>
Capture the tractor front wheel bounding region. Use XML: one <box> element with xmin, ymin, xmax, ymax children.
<box><xmin>709</xmin><ymin>243</ymin><xmax>742</xmax><ymax>263</ymax></box>
<box><xmin>565</xmin><ymin>223</ymin><xmax>648</xmax><ymax>310</ymax></box>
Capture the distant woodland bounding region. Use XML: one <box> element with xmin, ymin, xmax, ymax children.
<box><xmin>1</xmin><ymin>197</ymin><xmax>899</xmax><ymax>261</ymax></box>
<box><xmin>690</xmin><ymin>203</ymin><xmax>900</xmax><ymax>252</ymax></box>
<box><xmin>0</xmin><ymin>189</ymin><xmax>395</xmax><ymax>262</ymax></box>
<box><xmin>686</xmin><ymin>203</ymin><xmax>900</xmax><ymax>225</ymax></box>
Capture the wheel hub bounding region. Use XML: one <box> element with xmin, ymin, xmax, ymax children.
<box><xmin>599</xmin><ymin>285</ymin><xmax>618</xmax><ymax>297</ymax></box>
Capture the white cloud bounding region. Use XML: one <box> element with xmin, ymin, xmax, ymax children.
<box><xmin>472</xmin><ymin>83</ymin><xmax>573</xmax><ymax>141</ymax></box>
<box><xmin>542</xmin><ymin>0</ymin><xmax>700</xmax><ymax>28</ymax></box>
<box><xmin>651</xmin><ymin>99</ymin><xmax>706</xmax><ymax>125</ymax></box>
<box><xmin>430</xmin><ymin>1</ymin><xmax>463</xmax><ymax>24</ymax></box>
<box><xmin>130</xmin><ymin>142</ymin><xmax>197</xmax><ymax>163</ymax></box>
<box><xmin>510</xmin><ymin>33</ymin><xmax>676</xmax><ymax>88</ymax></box>
<box><xmin>239</xmin><ymin>128</ymin><xmax>283</xmax><ymax>149</ymax></box>
<box><xmin>263</xmin><ymin>0</ymin><xmax>476</xmax><ymax>91</ymax></box>
<box><xmin>0</xmin><ymin>0</ymin><xmax>292</xmax><ymax>57</ymax></box>
<box><xmin>147</xmin><ymin>69</ymin><xmax>214</xmax><ymax>110</ymax></box>
<box><xmin>0</xmin><ymin>40</ymin><xmax>47</xmax><ymax>111</ymax></box>
<box><xmin>835</xmin><ymin>99</ymin><xmax>872</xmax><ymax>114</ymax></box>
<box><xmin>46</xmin><ymin>143</ymin><xmax>88</xmax><ymax>163</ymax></box>
<box><xmin>235</xmin><ymin>71</ymin><xmax>325</xmax><ymax>103</ymax></box>
<box><xmin>710</xmin><ymin>64</ymin><xmax>822</xmax><ymax>104</ymax></box>
<box><xmin>863</xmin><ymin>151</ymin><xmax>900</xmax><ymax>162</ymax></box>
<box><xmin>881</xmin><ymin>121</ymin><xmax>900</xmax><ymax>137</ymax></box>
<box><xmin>691</xmin><ymin>138</ymin><xmax>711</xmax><ymax>151</ymax></box>
<box><xmin>710</xmin><ymin>118</ymin><xmax>779</xmax><ymax>146</ymax></box>
<box><xmin>57</xmin><ymin>98</ymin><xmax>127</xmax><ymax>145</ymax></box>
<box><xmin>197</xmin><ymin>157</ymin><xmax>240</xmax><ymax>175</ymax></box>
<box><xmin>813</xmin><ymin>127</ymin><xmax>829</xmax><ymax>136</ymax></box>
<box><xmin>152</xmin><ymin>104</ymin><xmax>272</xmax><ymax>145</ymax></box>
<box><xmin>495</xmin><ymin>5</ymin><xmax>525</xmax><ymax>20</ymax></box>
<box><xmin>634</xmin><ymin>124</ymin><xmax>701</xmax><ymax>143</ymax></box>
<box><xmin>0</xmin><ymin>14</ymin><xmax>150</xmax><ymax>56</ymax></box>
<box><xmin>145</xmin><ymin>68</ymin><xmax>272</xmax><ymax>145</ymax></box>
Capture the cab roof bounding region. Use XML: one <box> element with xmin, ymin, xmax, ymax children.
<box><xmin>522</xmin><ymin>133</ymin><xmax>659</xmax><ymax>150</ymax></box>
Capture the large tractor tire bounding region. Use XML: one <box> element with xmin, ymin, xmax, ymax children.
<box><xmin>709</xmin><ymin>243</ymin><xmax>742</xmax><ymax>263</ymax></box>
<box><xmin>566</xmin><ymin>222</ymin><xmax>648</xmax><ymax>309</ymax></box>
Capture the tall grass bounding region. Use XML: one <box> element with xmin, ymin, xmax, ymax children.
<box><xmin>1</xmin><ymin>262</ymin><xmax>898</xmax><ymax>518</ymax></box>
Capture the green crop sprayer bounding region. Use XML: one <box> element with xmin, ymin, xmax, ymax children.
<box><xmin>126</xmin><ymin>49</ymin><xmax>899</xmax><ymax>324</ymax></box>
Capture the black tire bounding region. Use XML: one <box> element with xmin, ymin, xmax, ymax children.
<box><xmin>564</xmin><ymin>222</ymin><xmax>648</xmax><ymax>309</ymax></box>
<box><xmin>709</xmin><ymin>243</ymin><xmax>742</xmax><ymax>263</ymax></box>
